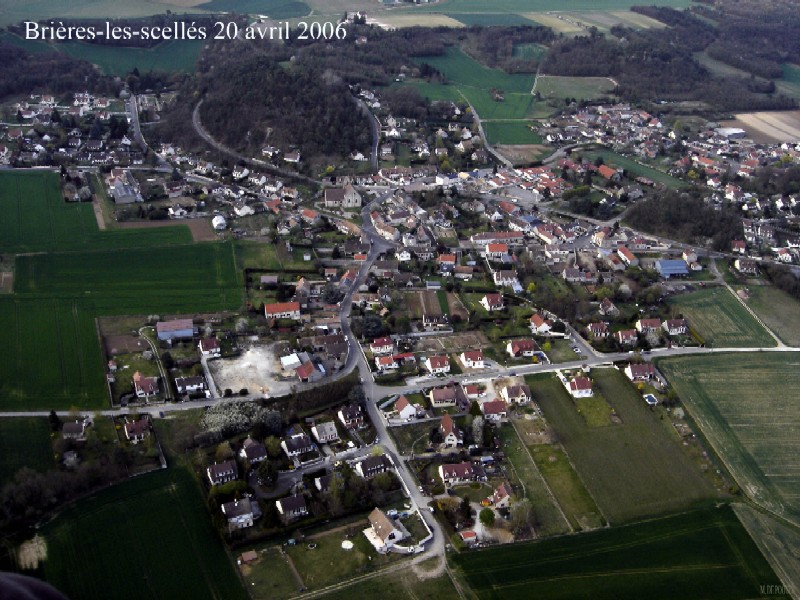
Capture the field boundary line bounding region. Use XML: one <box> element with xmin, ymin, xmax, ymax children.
<box><xmin>510</xmin><ymin>418</ymin><xmax>573</xmax><ymax>533</ymax></box>
<box><xmin>722</xmin><ymin>282</ymin><xmax>784</xmax><ymax>347</ymax></box>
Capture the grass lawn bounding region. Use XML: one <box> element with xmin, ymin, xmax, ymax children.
<box><xmin>525</xmin><ymin>370</ymin><xmax>720</xmax><ymax>524</ymax></box>
<box><xmin>58</xmin><ymin>40</ymin><xmax>203</xmax><ymax>75</ymax></box>
<box><xmin>240</xmin><ymin>547</ymin><xmax>299</xmax><ymax>600</ymax></box>
<box><xmin>657</xmin><ymin>352</ymin><xmax>800</xmax><ymax>525</ymax></box>
<box><xmin>498</xmin><ymin>426</ymin><xmax>571</xmax><ymax>537</ymax></box>
<box><xmin>737</xmin><ymin>285</ymin><xmax>800</xmax><ymax>346</ymax></box>
<box><xmin>529</xmin><ymin>444</ymin><xmax>605</xmax><ymax>530</ymax></box>
<box><xmin>544</xmin><ymin>338</ymin><xmax>582</xmax><ymax>364</ymax></box>
<box><xmin>0</xmin><ymin>418</ymin><xmax>54</xmax><ymax>482</ymax></box>
<box><xmin>389</xmin><ymin>421</ymin><xmax>434</xmax><ymax>455</ymax></box>
<box><xmin>451</xmin><ymin>504</ymin><xmax>788</xmax><ymax>600</ymax></box>
<box><xmin>0</xmin><ymin>171</ymin><xmax>192</xmax><ymax>253</ymax></box>
<box><xmin>235</xmin><ymin>240</ymin><xmax>317</xmax><ymax>272</ymax></box>
<box><xmin>436</xmin><ymin>290</ymin><xmax>450</xmax><ymax>315</ymax></box>
<box><xmin>41</xmin><ymin>467</ymin><xmax>248</xmax><ymax>600</ymax></box>
<box><xmin>581</xmin><ymin>148</ymin><xmax>688</xmax><ymax>189</ymax></box>
<box><xmin>534</xmin><ymin>75</ymin><xmax>616</xmax><ymax>102</ymax></box>
<box><xmin>668</xmin><ymin>286</ymin><xmax>776</xmax><ymax>348</ymax></box>
<box><xmin>483</xmin><ymin>121</ymin><xmax>543</xmax><ymax>145</ymax></box>
<box><xmin>573</xmin><ymin>393</ymin><xmax>615</xmax><ymax>427</ymax></box>
<box><xmin>316</xmin><ymin>566</ymin><xmax>460</xmax><ymax>600</ymax></box>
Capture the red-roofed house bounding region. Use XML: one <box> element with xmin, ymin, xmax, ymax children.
<box><xmin>370</xmin><ymin>336</ymin><xmax>394</xmax><ymax>355</ymax></box>
<box><xmin>395</xmin><ymin>395</ymin><xmax>418</xmax><ymax>420</ymax></box>
<box><xmin>460</xmin><ymin>350</ymin><xmax>484</xmax><ymax>369</ymax></box>
<box><xmin>617</xmin><ymin>246</ymin><xmax>638</xmax><ymax>267</ymax></box>
<box><xmin>133</xmin><ymin>371</ymin><xmax>159</xmax><ymax>399</ymax></box>
<box><xmin>663</xmin><ymin>319</ymin><xmax>688</xmax><ymax>336</ymax></box>
<box><xmin>481</xmin><ymin>399</ymin><xmax>507</xmax><ymax>423</ymax></box>
<box><xmin>636</xmin><ymin>318</ymin><xmax>662</xmax><ymax>334</ymax></box>
<box><xmin>375</xmin><ymin>355</ymin><xmax>398</xmax><ymax>371</ymax></box>
<box><xmin>506</xmin><ymin>339</ymin><xmax>536</xmax><ymax>358</ymax></box>
<box><xmin>624</xmin><ymin>363</ymin><xmax>656</xmax><ymax>382</ymax></box>
<box><xmin>529</xmin><ymin>314</ymin><xmax>552</xmax><ymax>335</ymax></box>
<box><xmin>424</xmin><ymin>355</ymin><xmax>450</xmax><ymax>375</ymax></box>
<box><xmin>440</xmin><ymin>414</ymin><xmax>463</xmax><ymax>448</ymax></box>
<box><xmin>567</xmin><ymin>376</ymin><xmax>593</xmax><ymax>398</ymax></box>
<box><xmin>586</xmin><ymin>322</ymin><xmax>609</xmax><ymax>338</ymax></box>
<box><xmin>480</xmin><ymin>293</ymin><xmax>504</xmax><ymax>312</ymax></box>
<box><xmin>438</xmin><ymin>461</ymin><xmax>486</xmax><ymax>487</ymax></box>
<box><xmin>265</xmin><ymin>301</ymin><xmax>301</xmax><ymax>320</ymax></box>
<box><xmin>485</xmin><ymin>243</ymin><xmax>508</xmax><ymax>261</ymax></box>
<box><xmin>615</xmin><ymin>329</ymin><xmax>638</xmax><ymax>346</ymax></box>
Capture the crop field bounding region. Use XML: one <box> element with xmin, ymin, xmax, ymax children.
<box><xmin>668</xmin><ymin>287</ymin><xmax>776</xmax><ymax>348</ymax></box>
<box><xmin>529</xmin><ymin>444</ymin><xmax>605</xmax><ymax>530</ymax></box>
<box><xmin>451</xmin><ymin>505</ymin><xmax>788</xmax><ymax>600</ymax></box>
<box><xmin>409</xmin><ymin>0</ymin><xmax>692</xmax><ymax>15</ymax></box>
<box><xmin>42</xmin><ymin>467</ymin><xmax>248</xmax><ymax>600</ymax></box>
<box><xmin>14</xmin><ymin>243</ymin><xmax>241</xmax><ymax>314</ymax></box>
<box><xmin>449</xmin><ymin>13</ymin><xmax>538</xmax><ymax>27</ymax></box>
<box><xmin>58</xmin><ymin>40</ymin><xmax>203</xmax><ymax>75</ymax></box>
<box><xmin>0</xmin><ymin>298</ymin><xmax>107</xmax><ymax>409</ymax></box>
<box><xmin>202</xmin><ymin>0</ymin><xmax>309</xmax><ymax>18</ymax></box>
<box><xmin>778</xmin><ymin>64</ymin><xmax>800</xmax><ymax>99</ymax></box>
<box><xmin>375</xmin><ymin>14</ymin><xmax>464</xmax><ymax>28</ymax></box>
<box><xmin>0</xmin><ymin>418</ymin><xmax>53</xmax><ymax>482</ymax></box>
<box><xmin>482</xmin><ymin>121</ymin><xmax>542</xmax><ymax>145</ymax></box>
<box><xmin>738</xmin><ymin>285</ymin><xmax>800</xmax><ymax>347</ymax></box>
<box><xmin>534</xmin><ymin>75</ymin><xmax>616</xmax><ymax>102</ymax></box>
<box><xmin>657</xmin><ymin>353</ymin><xmax>800</xmax><ymax>525</ymax></box>
<box><xmin>578</xmin><ymin>148</ymin><xmax>685</xmax><ymax>189</ymax></box>
<box><xmin>0</xmin><ymin>171</ymin><xmax>193</xmax><ymax>253</ymax></box>
<box><xmin>726</xmin><ymin>111</ymin><xmax>800</xmax><ymax>144</ymax></box>
<box><xmin>412</xmin><ymin>48</ymin><xmax>536</xmax><ymax>122</ymax></box>
<box><xmin>561</xmin><ymin>10</ymin><xmax>667</xmax><ymax>34</ymax></box>
<box><xmin>525</xmin><ymin>370</ymin><xmax>719</xmax><ymax>524</ymax></box>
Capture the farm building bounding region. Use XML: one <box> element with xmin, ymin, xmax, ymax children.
<box><xmin>656</xmin><ymin>260</ymin><xmax>689</xmax><ymax>279</ymax></box>
<box><xmin>156</xmin><ymin>318</ymin><xmax>194</xmax><ymax>341</ymax></box>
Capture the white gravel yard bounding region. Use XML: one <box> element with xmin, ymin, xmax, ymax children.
<box><xmin>207</xmin><ymin>344</ymin><xmax>295</xmax><ymax>398</ymax></box>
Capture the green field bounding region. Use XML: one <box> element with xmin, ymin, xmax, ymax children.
<box><xmin>411</xmin><ymin>47</ymin><xmax>536</xmax><ymax>121</ymax></box>
<box><xmin>0</xmin><ymin>171</ymin><xmax>193</xmax><ymax>253</ymax></box>
<box><xmin>200</xmin><ymin>0</ymin><xmax>309</xmax><ymax>18</ymax></box>
<box><xmin>582</xmin><ymin>148</ymin><xmax>688</xmax><ymax>189</ymax></box>
<box><xmin>534</xmin><ymin>75</ymin><xmax>616</xmax><ymax>101</ymax></box>
<box><xmin>59</xmin><ymin>40</ymin><xmax>203</xmax><ymax>75</ymax></box>
<box><xmin>451</xmin><ymin>505</ymin><xmax>788</xmax><ymax>600</ymax></box>
<box><xmin>449</xmin><ymin>13</ymin><xmax>538</xmax><ymax>26</ymax></box>
<box><xmin>410</xmin><ymin>0</ymin><xmax>692</xmax><ymax>13</ymax></box>
<box><xmin>778</xmin><ymin>64</ymin><xmax>800</xmax><ymax>99</ymax></box>
<box><xmin>658</xmin><ymin>352</ymin><xmax>800</xmax><ymax>525</ymax></box>
<box><xmin>740</xmin><ymin>285</ymin><xmax>800</xmax><ymax>347</ymax></box>
<box><xmin>41</xmin><ymin>467</ymin><xmax>248</xmax><ymax>600</ymax></box>
<box><xmin>316</xmin><ymin>567</ymin><xmax>460</xmax><ymax>600</ymax></box>
<box><xmin>526</xmin><ymin>369</ymin><xmax>719</xmax><ymax>523</ymax></box>
<box><xmin>482</xmin><ymin>121</ymin><xmax>542</xmax><ymax>145</ymax></box>
<box><xmin>0</xmin><ymin>418</ymin><xmax>53</xmax><ymax>483</ymax></box>
<box><xmin>0</xmin><ymin>171</ymin><xmax>243</xmax><ymax>410</ymax></box>
<box><xmin>529</xmin><ymin>444</ymin><xmax>604</xmax><ymax>530</ymax></box>
<box><xmin>668</xmin><ymin>286</ymin><xmax>776</xmax><ymax>348</ymax></box>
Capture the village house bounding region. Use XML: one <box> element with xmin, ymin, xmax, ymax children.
<box><xmin>375</xmin><ymin>355</ymin><xmax>398</xmax><ymax>372</ymax></box>
<box><xmin>240</xmin><ymin>437</ymin><xmax>268</xmax><ymax>464</ymax></box>
<box><xmin>394</xmin><ymin>395</ymin><xmax>419</xmax><ymax>421</ymax></box>
<box><xmin>355</xmin><ymin>454</ymin><xmax>392</xmax><ymax>478</ymax></box>
<box><xmin>207</xmin><ymin>460</ymin><xmax>238</xmax><ymax>486</ymax></box>
<box><xmin>506</xmin><ymin>339</ymin><xmax>536</xmax><ymax>358</ymax></box>
<box><xmin>222</xmin><ymin>498</ymin><xmax>256</xmax><ymax>530</ymax></box>
<box><xmin>482</xmin><ymin>399</ymin><xmax>508</xmax><ymax>423</ymax></box>
<box><xmin>615</xmin><ymin>329</ymin><xmax>638</xmax><ymax>346</ymax></box>
<box><xmin>324</xmin><ymin>185</ymin><xmax>362</xmax><ymax>209</ymax></box>
<box><xmin>529</xmin><ymin>314</ymin><xmax>552</xmax><ymax>335</ymax></box>
<box><xmin>734</xmin><ymin>258</ymin><xmax>759</xmax><ymax>275</ymax></box>
<box><xmin>428</xmin><ymin>385</ymin><xmax>467</xmax><ymax>410</ymax></box>
<box><xmin>490</xmin><ymin>482</ymin><xmax>513</xmax><ymax>508</ymax></box>
<box><xmin>198</xmin><ymin>337</ymin><xmax>221</xmax><ymax>358</ymax></box>
<box><xmin>175</xmin><ymin>376</ymin><xmax>206</xmax><ymax>396</ymax></box>
<box><xmin>133</xmin><ymin>371</ymin><xmax>160</xmax><ymax>399</ymax></box>
<box><xmin>265</xmin><ymin>301</ymin><xmax>302</xmax><ymax>320</ymax></box>
<box><xmin>599</xmin><ymin>298</ymin><xmax>619</xmax><ymax>316</ymax></box>
<box><xmin>567</xmin><ymin>376</ymin><xmax>593</xmax><ymax>398</ymax></box>
<box><xmin>370</xmin><ymin>336</ymin><xmax>394</xmax><ymax>355</ymax></box>
<box><xmin>364</xmin><ymin>508</ymin><xmax>406</xmax><ymax>554</ymax></box>
<box><xmin>636</xmin><ymin>318</ymin><xmax>662</xmax><ymax>334</ymax></box>
<box><xmin>617</xmin><ymin>246</ymin><xmax>638</xmax><ymax>267</ymax></box>
<box><xmin>586</xmin><ymin>322</ymin><xmax>609</xmax><ymax>338</ymax></box>
<box><xmin>424</xmin><ymin>355</ymin><xmax>451</xmax><ymax>375</ymax></box>
<box><xmin>663</xmin><ymin>319</ymin><xmax>688</xmax><ymax>336</ymax></box>
<box><xmin>62</xmin><ymin>419</ymin><xmax>87</xmax><ymax>441</ymax></box>
<box><xmin>123</xmin><ymin>417</ymin><xmax>150</xmax><ymax>444</ymax></box>
<box><xmin>338</xmin><ymin>404</ymin><xmax>364</xmax><ymax>429</ymax></box>
<box><xmin>156</xmin><ymin>318</ymin><xmax>194</xmax><ymax>341</ymax></box>
<box><xmin>276</xmin><ymin>494</ymin><xmax>308</xmax><ymax>522</ymax></box>
<box><xmin>440</xmin><ymin>414</ymin><xmax>464</xmax><ymax>448</ymax></box>
<box><xmin>624</xmin><ymin>363</ymin><xmax>656</xmax><ymax>382</ymax></box>
<box><xmin>460</xmin><ymin>350</ymin><xmax>485</xmax><ymax>369</ymax></box>
<box><xmin>281</xmin><ymin>431</ymin><xmax>315</xmax><ymax>458</ymax></box>
<box><xmin>438</xmin><ymin>461</ymin><xmax>487</xmax><ymax>487</ymax></box>
<box><xmin>311</xmin><ymin>421</ymin><xmax>340</xmax><ymax>444</ymax></box>
<box><xmin>501</xmin><ymin>384</ymin><xmax>532</xmax><ymax>405</ymax></box>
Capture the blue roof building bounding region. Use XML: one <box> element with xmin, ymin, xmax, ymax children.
<box><xmin>656</xmin><ymin>259</ymin><xmax>689</xmax><ymax>279</ymax></box>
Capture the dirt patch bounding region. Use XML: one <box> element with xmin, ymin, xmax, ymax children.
<box><xmin>208</xmin><ymin>343</ymin><xmax>294</xmax><ymax>398</ymax></box>
<box><xmin>721</xmin><ymin>111</ymin><xmax>800</xmax><ymax>144</ymax></box>
<box><xmin>114</xmin><ymin>218</ymin><xmax>217</xmax><ymax>242</ymax></box>
<box><xmin>404</xmin><ymin>292</ymin><xmax>424</xmax><ymax>319</ymax></box>
<box><xmin>105</xmin><ymin>334</ymin><xmax>149</xmax><ymax>356</ymax></box>
<box><xmin>415</xmin><ymin>331</ymin><xmax>490</xmax><ymax>354</ymax></box>
<box><xmin>495</xmin><ymin>144</ymin><xmax>550</xmax><ymax>165</ymax></box>
<box><xmin>0</xmin><ymin>271</ymin><xmax>13</xmax><ymax>294</ymax></box>
<box><xmin>420</xmin><ymin>291</ymin><xmax>442</xmax><ymax>317</ymax></box>
<box><xmin>17</xmin><ymin>535</ymin><xmax>47</xmax><ymax>570</ymax></box>
<box><xmin>446</xmin><ymin>292</ymin><xmax>469</xmax><ymax>321</ymax></box>
<box><xmin>92</xmin><ymin>197</ymin><xmax>106</xmax><ymax>230</ymax></box>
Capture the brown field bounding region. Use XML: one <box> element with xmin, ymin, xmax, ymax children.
<box><xmin>446</xmin><ymin>292</ymin><xmax>469</xmax><ymax>320</ymax></box>
<box><xmin>114</xmin><ymin>218</ymin><xmax>217</xmax><ymax>242</ymax></box>
<box><xmin>721</xmin><ymin>111</ymin><xmax>800</xmax><ymax>144</ymax></box>
<box><xmin>415</xmin><ymin>331</ymin><xmax>489</xmax><ymax>354</ymax></box>
<box><xmin>0</xmin><ymin>271</ymin><xmax>12</xmax><ymax>293</ymax></box>
<box><xmin>495</xmin><ymin>144</ymin><xmax>550</xmax><ymax>165</ymax></box>
<box><xmin>404</xmin><ymin>291</ymin><xmax>424</xmax><ymax>319</ymax></box>
<box><xmin>420</xmin><ymin>291</ymin><xmax>442</xmax><ymax>317</ymax></box>
<box><xmin>525</xmin><ymin>13</ymin><xmax>583</xmax><ymax>34</ymax></box>
<box><xmin>104</xmin><ymin>334</ymin><xmax>149</xmax><ymax>356</ymax></box>
<box><xmin>374</xmin><ymin>14</ymin><xmax>464</xmax><ymax>28</ymax></box>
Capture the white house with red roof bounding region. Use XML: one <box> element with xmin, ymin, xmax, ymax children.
<box><xmin>615</xmin><ymin>329</ymin><xmax>638</xmax><ymax>346</ymax></box>
<box><xmin>439</xmin><ymin>461</ymin><xmax>486</xmax><ymax>487</ymax></box>
<box><xmin>440</xmin><ymin>414</ymin><xmax>463</xmax><ymax>448</ymax></box>
<box><xmin>636</xmin><ymin>318</ymin><xmax>662</xmax><ymax>334</ymax></box>
<box><xmin>481</xmin><ymin>399</ymin><xmax>508</xmax><ymax>423</ymax></box>
<box><xmin>424</xmin><ymin>355</ymin><xmax>450</xmax><ymax>375</ymax></box>
<box><xmin>586</xmin><ymin>322</ymin><xmax>609</xmax><ymax>338</ymax></box>
<box><xmin>480</xmin><ymin>293</ymin><xmax>504</xmax><ymax>312</ymax></box>
<box><xmin>198</xmin><ymin>337</ymin><xmax>221</xmax><ymax>358</ymax></box>
<box><xmin>265</xmin><ymin>301</ymin><xmax>301</xmax><ymax>320</ymax></box>
<box><xmin>506</xmin><ymin>339</ymin><xmax>536</xmax><ymax>358</ymax></box>
<box><xmin>375</xmin><ymin>355</ymin><xmax>398</xmax><ymax>371</ymax></box>
<box><xmin>566</xmin><ymin>375</ymin><xmax>593</xmax><ymax>398</ymax></box>
<box><xmin>663</xmin><ymin>319</ymin><xmax>688</xmax><ymax>336</ymax></box>
<box><xmin>370</xmin><ymin>336</ymin><xmax>394</xmax><ymax>355</ymax></box>
<box><xmin>529</xmin><ymin>314</ymin><xmax>552</xmax><ymax>335</ymax></box>
<box><xmin>394</xmin><ymin>396</ymin><xmax>419</xmax><ymax>420</ymax></box>
<box><xmin>617</xmin><ymin>246</ymin><xmax>638</xmax><ymax>267</ymax></box>
<box><xmin>624</xmin><ymin>363</ymin><xmax>656</xmax><ymax>382</ymax></box>
<box><xmin>460</xmin><ymin>350</ymin><xmax>484</xmax><ymax>369</ymax></box>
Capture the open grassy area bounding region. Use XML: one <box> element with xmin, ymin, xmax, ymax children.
<box><xmin>0</xmin><ymin>418</ymin><xmax>53</xmax><ymax>482</ymax></box>
<box><xmin>573</xmin><ymin>392</ymin><xmax>615</xmax><ymax>427</ymax></box>
<box><xmin>534</xmin><ymin>75</ymin><xmax>616</xmax><ymax>102</ymax></box>
<box><xmin>41</xmin><ymin>467</ymin><xmax>248</xmax><ymax>600</ymax></box>
<box><xmin>316</xmin><ymin>565</ymin><xmax>460</xmax><ymax>600</ymax></box>
<box><xmin>482</xmin><ymin>121</ymin><xmax>542</xmax><ymax>145</ymax></box>
<box><xmin>512</xmin><ymin>42</ymin><xmax>546</xmax><ymax>60</ymax></box>
<box><xmin>581</xmin><ymin>148</ymin><xmax>689</xmax><ymax>189</ymax></box>
<box><xmin>657</xmin><ymin>352</ymin><xmax>800</xmax><ymax>525</ymax></box>
<box><xmin>59</xmin><ymin>40</ymin><xmax>203</xmax><ymax>75</ymax></box>
<box><xmin>451</xmin><ymin>504</ymin><xmax>788</xmax><ymax>600</ymax></box>
<box><xmin>738</xmin><ymin>285</ymin><xmax>800</xmax><ymax>346</ymax></box>
<box><xmin>449</xmin><ymin>13</ymin><xmax>538</xmax><ymax>26</ymax></box>
<box><xmin>0</xmin><ymin>171</ymin><xmax>193</xmax><ymax>253</ymax></box>
<box><xmin>525</xmin><ymin>369</ymin><xmax>720</xmax><ymax>524</ymax></box>
<box><xmin>498</xmin><ymin>426</ymin><xmax>571</xmax><ymax>537</ymax></box>
<box><xmin>389</xmin><ymin>421</ymin><xmax>433</xmax><ymax>456</ymax></box>
<box><xmin>410</xmin><ymin>47</ymin><xmax>536</xmax><ymax>122</ymax></box>
<box><xmin>234</xmin><ymin>240</ymin><xmax>317</xmax><ymax>272</ymax></box>
<box><xmin>668</xmin><ymin>286</ymin><xmax>776</xmax><ymax>348</ymax></box>
<box><xmin>529</xmin><ymin>444</ymin><xmax>605</xmax><ymax>530</ymax></box>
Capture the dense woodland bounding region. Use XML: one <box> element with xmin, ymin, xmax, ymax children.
<box><xmin>625</xmin><ymin>192</ymin><xmax>742</xmax><ymax>251</ymax></box>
